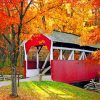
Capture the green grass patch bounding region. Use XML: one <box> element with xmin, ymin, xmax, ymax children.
<box><xmin>0</xmin><ymin>81</ymin><xmax>100</xmax><ymax>100</ymax></box>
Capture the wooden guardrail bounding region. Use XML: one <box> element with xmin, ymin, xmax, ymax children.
<box><xmin>0</xmin><ymin>74</ymin><xmax>23</xmax><ymax>81</ymax></box>
<box><xmin>0</xmin><ymin>74</ymin><xmax>4</xmax><ymax>81</ymax></box>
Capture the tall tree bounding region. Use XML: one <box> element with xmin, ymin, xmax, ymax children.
<box><xmin>0</xmin><ymin>0</ymin><xmax>63</xmax><ymax>97</ymax></box>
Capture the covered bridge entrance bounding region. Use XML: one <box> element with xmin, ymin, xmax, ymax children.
<box><xmin>22</xmin><ymin>31</ymin><xmax>100</xmax><ymax>83</ymax></box>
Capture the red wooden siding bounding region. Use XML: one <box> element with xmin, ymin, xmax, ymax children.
<box><xmin>51</xmin><ymin>60</ymin><xmax>100</xmax><ymax>83</ymax></box>
<box><xmin>24</xmin><ymin>61</ymin><xmax>46</xmax><ymax>69</ymax></box>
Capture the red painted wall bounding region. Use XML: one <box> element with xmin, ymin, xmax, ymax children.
<box><xmin>24</xmin><ymin>61</ymin><xmax>45</xmax><ymax>70</ymax></box>
<box><xmin>51</xmin><ymin>60</ymin><xmax>100</xmax><ymax>83</ymax></box>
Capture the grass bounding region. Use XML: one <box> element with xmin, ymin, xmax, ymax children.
<box><xmin>0</xmin><ymin>81</ymin><xmax>100</xmax><ymax>100</ymax></box>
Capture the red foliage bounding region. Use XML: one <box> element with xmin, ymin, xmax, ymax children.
<box><xmin>0</xmin><ymin>0</ymin><xmax>20</xmax><ymax>33</ymax></box>
<box><xmin>0</xmin><ymin>12</ymin><xmax>19</xmax><ymax>32</ymax></box>
<box><xmin>0</xmin><ymin>0</ymin><xmax>22</xmax><ymax>8</ymax></box>
<box><xmin>85</xmin><ymin>50</ymin><xmax>100</xmax><ymax>65</ymax></box>
<box><xmin>53</xmin><ymin>51</ymin><xmax>59</xmax><ymax>59</ymax></box>
<box><xmin>88</xmin><ymin>26</ymin><xmax>100</xmax><ymax>43</ymax></box>
<box><xmin>92</xmin><ymin>0</ymin><xmax>100</xmax><ymax>8</ymax></box>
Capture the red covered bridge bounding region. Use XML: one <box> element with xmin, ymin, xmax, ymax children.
<box><xmin>21</xmin><ymin>31</ymin><xmax>100</xmax><ymax>83</ymax></box>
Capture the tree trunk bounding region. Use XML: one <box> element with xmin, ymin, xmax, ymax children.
<box><xmin>10</xmin><ymin>46</ymin><xmax>18</xmax><ymax>97</ymax></box>
<box><xmin>11</xmin><ymin>64</ymin><xmax>18</xmax><ymax>97</ymax></box>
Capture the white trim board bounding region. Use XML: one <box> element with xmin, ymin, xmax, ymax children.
<box><xmin>53</xmin><ymin>46</ymin><xmax>93</xmax><ymax>53</ymax></box>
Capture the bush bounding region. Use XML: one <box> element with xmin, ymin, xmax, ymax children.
<box><xmin>0</xmin><ymin>63</ymin><xmax>4</xmax><ymax>69</ymax></box>
<box><xmin>0</xmin><ymin>66</ymin><xmax>24</xmax><ymax>75</ymax></box>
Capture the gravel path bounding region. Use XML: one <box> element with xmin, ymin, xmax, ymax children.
<box><xmin>0</xmin><ymin>75</ymin><xmax>51</xmax><ymax>87</ymax></box>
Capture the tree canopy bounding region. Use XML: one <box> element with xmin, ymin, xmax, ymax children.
<box><xmin>0</xmin><ymin>0</ymin><xmax>100</xmax><ymax>96</ymax></box>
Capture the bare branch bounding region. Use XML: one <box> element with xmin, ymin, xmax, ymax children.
<box><xmin>24</xmin><ymin>2</ymin><xmax>62</xmax><ymax>24</ymax></box>
<box><xmin>2</xmin><ymin>34</ymin><xmax>12</xmax><ymax>45</ymax></box>
<box><xmin>20</xmin><ymin>0</ymin><xmax>24</xmax><ymax>20</ymax></box>
<box><xmin>6</xmin><ymin>5</ymin><xmax>10</xmax><ymax>16</ymax></box>
<box><xmin>14</xmin><ymin>5</ymin><xmax>20</xmax><ymax>13</ymax></box>
<box><xmin>9</xmin><ymin>0</ymin><xmax>20</xmax><ymax>13</ymax></box>
<box><xmin>22</xmin><ymin>0</ymin><xmax>33</xmax><ymax>18</ymax></box>
<box><xmin>25</xmin><ymin>15</ymin><xmax>36</xmax><ymax>24</ymax></box>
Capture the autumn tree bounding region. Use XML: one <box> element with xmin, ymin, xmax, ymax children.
<box><xmin>0</xmin><ymin>0</ymin><xmax>64</xmax><ymax>97</ymax></box>
<box><xmin>83</xmin><ymin>0</ymin><xmax>100</xmax><ymax>64</ymax></box>
<box><xmin>37</xmin><ymin>0</ymin><xmax>100</xmax><ymax>65</ymax></box>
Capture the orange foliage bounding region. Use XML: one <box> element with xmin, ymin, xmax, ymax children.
<box><xmin>0</xmin><ymin>0</ymin><xmax>97</xmax><ymax>40</ymax></box>
<box><xmin>66</xmin><ymin>0</ymin><xmax>78</xmax><ymax>6</ymax></box>
<box><xmin>53</xmin><ymin>51</ymin><xmax>59</xmax><ymax>59</ymax></box>
<box><xmin>92</xmin><ymin>50</ymin><xmax>100</xmax><ymax>64</ymax></box>
<box><xmin>88</xmin><ymin>26</ymin><xmax>100</xmax><ymax>44</ymax></box>
<box><xmin>85</xmin><ymin>50</ymin><xmax>100</xmax><ymax>65</ymax></box>
<box><xmin>0</xmin><ymin>0</ymin><xmax>99</xmax><ymax>62</ymax></box>
<box><xmin>80</xmin><ymin>26</ymin><xmax>100</xmax><ymax>45</ymax></box>
<box><xmin>0</xmin><ymin>0</ymin><xmax>98</xmax><ymax>38</ymax></box>
<box><xmin>0</xmin><ymin>13</ymin><xmax>19</xmax><ymax>32</ymax></box>
<box><xmin>0</xmin><ymin>66</ymin><xmax>24</xmax><ymax>75</ymax></box>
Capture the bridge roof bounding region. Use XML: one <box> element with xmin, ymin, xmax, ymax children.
<box><xmin>45</xmin><ymin>31</ymin><xmax>100</xmax><ymax>49</ymax></box>
<box><xmin>21</xmin><ymin>31</ymin><xmax>100</xmax><ymax>54</ymax></box>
